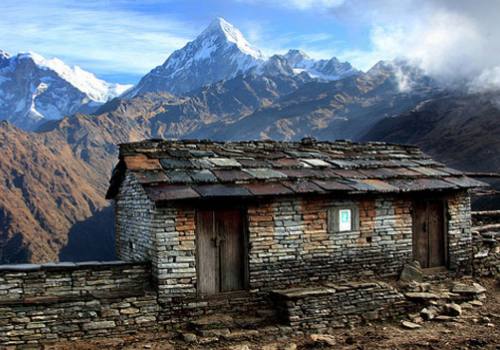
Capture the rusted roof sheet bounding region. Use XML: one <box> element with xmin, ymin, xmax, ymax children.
<box><xmin>106</xmin><ymin>139</ymin><xmax>484</xmax><ymax>201</ymax></box>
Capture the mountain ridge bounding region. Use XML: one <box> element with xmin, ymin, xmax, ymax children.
<box><xmin>0</xmin><ymin>51</ymin><xmax>131</xmax><ymax>130</ymax></box>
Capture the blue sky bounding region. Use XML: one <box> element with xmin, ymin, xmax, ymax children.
<box><xmin>0</xmin><ymin>0</ymin><xmax>376</xmax><ymax>84</ymax></box>
<box><xmin>1</xmin><ymin>0</ymin><xmax>498</xmax><ymax>88</ymax></box>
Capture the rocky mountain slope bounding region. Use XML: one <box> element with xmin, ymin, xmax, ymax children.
<box><xmin>362</xmin><ymin>93</ymin><xmax>500</xmax><ymax>172</ymax></box>
<box><xmin>201</xmin><ymin>60</ymin><xmax>439</xmax><ymax>140</ymax></box>
<box><xmin>0</xmin><ymin>50</ymin><xmax>130</xmax><ymax>130</ymax></box>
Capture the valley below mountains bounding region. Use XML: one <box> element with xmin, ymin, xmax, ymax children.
<box><xmin>0</xmin><ymin>18</ymin><xmax>499</xmax><ymax>263</ymax></box>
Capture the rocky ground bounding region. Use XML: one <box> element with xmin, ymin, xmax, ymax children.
<box><xmin>44</xmin><ymin>277</ymin><xmax>499</xmax><ymax>350</ymax></box>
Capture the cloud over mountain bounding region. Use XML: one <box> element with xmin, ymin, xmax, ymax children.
<box><xmin>333</xmin><ymin>0</ymin><xmax>500</xmax><ymax>91</ymax></box>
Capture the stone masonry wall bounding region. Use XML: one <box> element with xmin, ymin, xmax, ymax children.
<box><xmin>152</xmin><ymin>206</ymin><xmax>197</xmax><ymax>301</ymax></box>
<box><xmin>247</xmin><ymin>195</ymin><xmax>414</xmax><ymax>291</ymax></box>
<box><xmin>447</xmin><ymin>191</ymin><xmax>473</xmax><ymax>274</ymax></box>
<box><xmin>271</xmin><ymin>281</ymin><xmax>408</xmax><ymax>332</ymax></box>
<box><xmin>115</xmin><ymin>174</ymin><xmax>156</xmax><ymax>263</ymax></box>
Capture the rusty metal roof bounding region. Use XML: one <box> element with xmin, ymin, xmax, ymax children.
<box><xmin>106</xmin><ymin>139</ymin><xmax>487</xmax><ymax>201</ymax></box>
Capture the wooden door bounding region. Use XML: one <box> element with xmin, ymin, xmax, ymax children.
<box><xmin>197</xmin><ymin>210</ymin><xmax>218</xmax><ymax>295</ymax></box>
<box><xmin>412</xmin><ymin>200</ymin><xmax>446</xmax><ymax>268</ymax></box>
<box><xmin>196</xmin><ymin>209</ymin><xmax>245</xmax><ymax>295</ymax></box>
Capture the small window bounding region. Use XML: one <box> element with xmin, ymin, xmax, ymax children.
<box><xmin>328</xmin><ymin>206</ymin><xmax>359</xmax><ymax>233</ymax></box>
<box><xmin>338</xmin><ymin>209</ymin><xmax>352</xmax><ymax>232</ymax></box>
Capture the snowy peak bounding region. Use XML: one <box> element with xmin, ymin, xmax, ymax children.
<box><xmin>282</xmin><ymin>49</ymin><xmax>358</xmax><ymax>80</ymax></box>
<box><xmin>200</xmin><ymin>17</ymin><xmax>264</xmax><ymax>59</ymax></box>
<box><xmin>126</xmin><ymin>17</ymin><xmax>266</xmax><ymax>97</ymax></box>
<box><xmin>284</xmin><ymin>49</ymin><xmax>312</xmax><ymax>67</ymax></box>
<box><xmin>14</xmin><ymin>52</ymin><xmax>131</xmax><ymax>102</ymax></box>
<box><xmin>0</xmin><ymin>50</ymin><xmax>132</xmax><ymax>130</ymax></box>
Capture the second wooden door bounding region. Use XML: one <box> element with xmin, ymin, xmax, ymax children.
<box><xmin>412</xmin><ymin>200</ymin><xmax>446</xmax><ymax>268</ymax></box>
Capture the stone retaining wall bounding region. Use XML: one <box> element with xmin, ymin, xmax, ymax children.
<box><xmin>0</xmin><ymin>262</ymin><xmax>156</xmax><ymax>347</ymax></box>
<box><xmin>271</xmin><ymin>282</ymin><xmax>408</xmax><ymax>332</ymax></box>
<box><xmin>0</xmin><ymin>261</ymin><xmax>150</xmax><ymax>302</ymax></box>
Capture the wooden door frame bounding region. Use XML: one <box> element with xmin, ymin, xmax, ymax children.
<box><xmin>412</xmin><ymin>197</ymin><xmax>449</xmax><ymax>269</ymax></box>
<box><xmin>195</xmin><ymin>203</ymin><xmax>249</xmax><ymax>297</ymax></box>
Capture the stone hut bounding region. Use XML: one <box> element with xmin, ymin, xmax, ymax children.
<box><xmin>106</xmin><ymin>139</ymin><xmax>484</xmax><ymax>302</ymax></box>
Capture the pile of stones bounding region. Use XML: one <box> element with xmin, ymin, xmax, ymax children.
<box><xmin>400</xmin><ymin>279</ymin><xmax>489</xmax><ymax>329</ymax></box>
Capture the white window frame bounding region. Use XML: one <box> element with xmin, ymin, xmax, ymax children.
<box><xmin>328</xmin><ymin>205</ymin><xmax>359</xmax><ymax>233</ymax></box>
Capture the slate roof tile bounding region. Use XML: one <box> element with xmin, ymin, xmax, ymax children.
<box><xmin>106</xmin><ymin>139</ymin><xmax>487</xmax><ymax>201</ymax></box>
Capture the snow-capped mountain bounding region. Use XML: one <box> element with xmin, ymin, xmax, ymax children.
<box><xmin>282</xmin><ymin>49</ymin><xmax>358</xmax><ymax>80</ymax></box>
<box><xmin>125</xmin><ymin>17</ymin><xmax>265</xmax><ymax>97</ymax></box>
<box><xmin>125</xmin><ymin>18</ymin><xmax>360</xmax><ymax>98</ymax></box>
<box><xmin>0</xmin><ymin>51</ymin><xmax>131</xmax><ymax>130</ymax></box>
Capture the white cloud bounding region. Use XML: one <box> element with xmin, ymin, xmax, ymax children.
<box><xmin>332</xmin><ymin>0</ymin><xmax>500</xmax><ymax>90</ymax></box>
<box><xmin>0</xmin><ymin>0</ymin><xmax>196</xmax><ymax>82</ymax></box>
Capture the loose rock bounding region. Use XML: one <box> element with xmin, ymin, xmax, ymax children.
<box><xmin>443</xmin><ymin>303</ymin><xmax>462</xmax><ymax>317</ymax></box>
<box><xmin>401</xmin><ymin>320</ymin><xmax>422</xmax><ymax>329</ymax></box>
<box><xmin>310</xmin><ymin>334</ymin><xmax>336</xmax><ymax>346</ymax></box>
